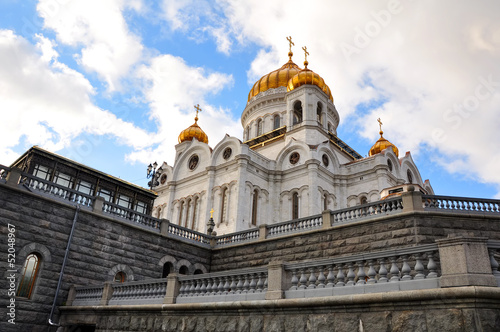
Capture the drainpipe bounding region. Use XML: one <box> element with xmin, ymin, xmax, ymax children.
<box><xmin>48</xmin><ymin>205</ymin><xmax>80</xmax><ymax>327</ymax></box>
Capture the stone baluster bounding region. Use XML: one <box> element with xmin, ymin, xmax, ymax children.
<box><xmin>335</xmin><ymin>264</ymin><xmax>345</xmax><ymax>287</ymax></box>
<box><xmin>236</xmin><ymin>275</ymin><xmax>244</xmax><ymax>294</ymax></box>
<box><xmin>264</xmin><ymin>273</ymin><xmax>268</xmax><ymax>291</ymax></box>
<box><xmin>346</xmin><ymin>263</ymin><xmax>356</xmax><ymax>286</ymax></box>
<box><xmin>217</xmin><ymin>277</ymin><xmax>225</xmax><ymax>294</ymax></box>
<box><xmin>426</xmin><ymin>252</ymin><xmax>438</xmax><ymax>278</ymax></box>
<box><xmin>256</xmin><ymin>273</ymin><xmax>264</xmax><ymax>292</ymax></box>
<box><xmin>199</xmin><ymin>278</ymin><xmax>207</xmax><ymax>295</ymax></box>
<box><xmin>326</xmin><ymin>265</ymin><xmax>335</xmax><ymax>287</ymax></box>
<box><xmin>307</xmin><ymin>268</ymin><xmax>317</xmax><ymax>289</ymax></box>
<box><xmin>298</xmin><ymin>268</ymin><xmax>308</xmax><ymax>289</ymax></box>
<box><xmin>249</xmin><ymin>274</ymin><xmax>257</xmax><ymax>293</ymax></box>
<box><xmin>204</xmin><ymin>278</ymin><xmax>212</xmax><ymax>296</ymax></box>
<box><xmin>317</xmin><ymin>266</ymin><xmax>326</xmax><ymax>288</ymax></box>
<box><xmin>378</xmin><ymin>259</ymin><xmax>388</xmax><ymax>282</ymax></box>
<box><xmin>229</xmin><ymin>276</ymin><xmax>237</xmax><ymax>294</ymax></box>
<box><xmin>401</xmin><ymin>255</ymin><xmax>412</xmax><ymax>281</ymax></box>
<box><xmin>356</xmin><ymin>261</ymin><xmax>366</xmax><ymax>285</ymax></box>
<box><xmin>210</xmin><ymin>277</ymin><xmax>218</xmax><ymax>295</ymax></box>
<box><xmin>242</xmin><ymin>275</ymin><xmax>249</xmax><ymax>293</ymax></box>
<box><xmin>414</xmin><ymin>254</ymin><xmax>425</xmax><ymax>280</ymax></box>
<box><xmin>367</xmin><ymin>260</ymin><xmax>377</xmax><ymax>284</ymax></box>
<box><xmin>223</xmin><ymin>277</ymin><xmax>230</xmax><ymax>294</ymax></box>
<box><xmin>389</xmin><ymin>257</ymin><xmax>400</xmax><ymax>282</ymax></box>
<box><xmin>290</xmin><ymin>269</ymin><xmax>299</xmax><ymax>290</ymax></box>
<box><xmin>194</xmin><ymin>279</ymin><xmax>201</xmax><ymax>296</ymax></box>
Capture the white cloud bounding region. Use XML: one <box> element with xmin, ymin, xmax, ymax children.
<box><xmin>127</xmin><ymin>54</ymin><xmax>238</xmax><ymax>164</ymax></box>
<box><xmin>37</xmin><ymin>0</ymin><xmax>144</xmax><ymax>91</ymax></box>
<box><xmin>0</xmin><ymin>30</ymin><xmax>151</xmax><ymax>164</ymax></box>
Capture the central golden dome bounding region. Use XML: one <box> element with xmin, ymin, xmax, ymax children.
<box><xmin>247</xmin><ymin>52</ymin><xmax>301</xmax><ymax>102</ymax></box>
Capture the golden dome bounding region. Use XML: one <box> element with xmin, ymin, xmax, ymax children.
<box><xmin>247</xmin><ymin>52</ymin><xmax>301</xmax><ymax>102</ymax></box>
<box><xmin>369</xmin><ymin>129</ymin><xmax>399</xmax><ymax>157</ymax></box>
<box><xmin>287</xmin><ymin>60</ymin><xmax>333</xmax><ymax>102</ymax></box>
<box><xmin>178</xmin><ymin>108</ymin><xmax>209</xmax><ymax>144</ymax></box>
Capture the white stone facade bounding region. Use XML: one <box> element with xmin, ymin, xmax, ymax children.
<box><xmin>153</xmin><ymin>79</ymin><xmax>433</xmax><ymax>235</ymax></box>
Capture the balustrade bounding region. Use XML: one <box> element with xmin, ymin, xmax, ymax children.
<box><xmin>423</xmin><ymin>195</ymin><xmax>500</xmax><ymax>213</ymax></box>
<box><xmin>215</xmin><ymin>229</ymin><xmax>259</xmax><ymax>246</ymax></box>
<box><xmin>108</xmin><ymin>279</ymin><xmax>167</xmax><ymax>305</ymax></box>
<box><xmin>72</xmin><ymin>286</ymin><xmax>104</xmax><ymax>306</ymax></box>
<box><xmin>331</xmin><ymin>197</ymin><xmax>403</xmax><ymax>224</ymax></box>
<box><xmin>167</xmin><ymin>223</ymin><xmax>211</xmax><ymax>246</ymax></box>
<box><xmin>267</xmin><ymin>215</ymin><xmax>322</xmax><ymax>238</ymax></box>
<box><xmin>177</xmin><ymin>269</ymin><xmax>268</xmax><ymax>303</ymax></box>
<box><xmin>285</xmin><ymin>245</ymin><xmax>440</xmax><ymax>298</ymax></box>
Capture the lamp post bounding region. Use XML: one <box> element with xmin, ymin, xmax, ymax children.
<box><xmin>146</xmin><ymin>162</ymin><xmax>163</xmax><ymax>190</ymax></box>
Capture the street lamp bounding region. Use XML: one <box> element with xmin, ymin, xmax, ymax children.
<box><xmin>146</xmin><ymin>162</ymin><xmax>163</xmax><ymax>190</ymax></box>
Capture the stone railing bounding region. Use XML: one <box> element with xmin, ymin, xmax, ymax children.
<box><xmin>329</xmin><ymin>196</ymin><xmax>403</xmax><ymax>226</ymax></box>
<box><xmin>102</xmin><ymin>201</ymin><xmax>161</xmax><ymax>231</ymax></box>
<box><xmin>267</xmin><ymin>214</ymin><xmax>323</xmax><ymax>238</ymax></box>
<box><xmin>71</xmin><ymin>285</ymin><xmax>104</xmax><ymax>306</ymax></box>
<box><xmin>108</xmin><ymin>279</ymin><xmax>168</xmax><ymax>305</ymax></box>
<box><xmin>176</xmin><ymin>267</ymin><xmax>268</xmax><ymax>303</ymax></box>
<box><xmin>423</xmin><ymin>195</ymin><xmax>500</xmax><ymax>213</ymax></box>
<box><xmin>283</xmin><ymin>243</ymin><xmax>440</xmax><ymax>298</ymax></box>
<box><xmin>0</xmin><ymin>164</ymin><xmax>9</xmax><ymax>184</ymax></box>
<box><xmin>215</xmin><ymin>228</ymin><xmax>260</xmax><ymax>246</ymax></box>
<box><xmin>167</xmin><ymin>222</ymin><xmax>212</xmax><ymax>247</ymax></box>
<box><xmin>21</xmin><ymin>173</ymin><xmax>94</xmax><ymax>208</ymax></box>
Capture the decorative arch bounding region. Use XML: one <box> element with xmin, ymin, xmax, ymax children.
<box><xmin>275</xmin><ymin>140</ymin><xmax>310</xmax><ymax>170</ymax></box>
<box><xmin>171</xmin><ymin>139</ymin><xmax>212</xmax><ymax>179</ymax></box>
<box><xmin>211</xmin><ymin>135</ymin><xmax>241</xmax><ymax>166</ymax></box>
<box><xmin>175</xmin><ymin>259</ymin><xmax>192</xmax><ymax>274</ymax></box>
<box><xmin>108</xmin><ymin>264</ymin><xmax>134</xmax><ymax>282</ymax></box>
<box><xmin>192</xmin><ymin>263</ymin><xmax>208</xmax><ymax>274</ymax></box>
<box><xmin>317</xmin><ymin>146</ymin><xmax>340</xmax><ymax>172</ymax></box>
<box><xmin>17</xmin><ymin>243</ymin><xmax>52</xmax><ymax>265</ymax></box>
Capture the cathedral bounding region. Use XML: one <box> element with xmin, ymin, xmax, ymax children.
<box><xmin>152</xmin><ymin>41</ymin><xmax>433</xmax><ymax>235</ymax></box>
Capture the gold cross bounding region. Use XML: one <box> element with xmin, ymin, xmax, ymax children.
<box><xmin>302</xmin><ymin>46</ymin><xmax>309</xmax><ymax>62</ymax></box>
<box><xmin>377</xmin><ymin>118</ymin><xmax>383</xmax><ymax>132</ymax></box>
<box><xmin>286</xmin><ymin>36</ymin><xmax>294</xmax><ymax>52</ymax></box>
<box><xmin>194</xmin><ymin>104</ymin><xmax>202</xmax><ymax>117</ymax></box>
<box><xmin>210</xmin><ymin>208</ymin><xmax>214</xmax><ymax>218</ymax></box>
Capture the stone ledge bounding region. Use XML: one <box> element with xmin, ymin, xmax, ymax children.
<box><xmin>59</xmin><ymin>286</ymin><xmax>500</xmax><ymax>313</ymax></box>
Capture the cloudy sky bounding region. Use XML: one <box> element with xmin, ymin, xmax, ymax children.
<box><xmin>1</xmin><ymin>0</ymin><xmax>499</xmax><ymax>198</ymax></box>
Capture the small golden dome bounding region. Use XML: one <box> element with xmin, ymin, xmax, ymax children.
<box><xmin>178</xmin><ymin>106</ymin><xmax>209</xmax><ymax>144</ymax></box>
<box><xmin>247</xmin><ymin>53</ymin><xmax>301</xmax><ymax>102</ymax></box>
<box><xmin>287</xmin><ymin>67</ymin><xmax>333</xmax><ymax>102</ymax></box>
<box><xmin>369</xmin><ymin>120</ymin><xmax>399</xmax><ymax>157</ymax></box>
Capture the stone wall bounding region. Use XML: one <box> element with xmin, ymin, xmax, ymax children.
<box><xmin>59</xmin><ymin>287</ymin><xmax>500</xmax><ymax>332</ymax></box>
<box><xmin>0</xmin><ymin>184</ymin><xmax>211</xmax><ymax>332</ymax></box>
<box><xmin>210</xmin><ymin>212</ymin><xmax>500</xmax><ymax>272</ymax></box>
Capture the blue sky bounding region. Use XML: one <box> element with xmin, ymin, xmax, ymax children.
<box><xmin>0</xmin><ymin>0</ymin><xmax>499</xmax><ymax>199</ymax></box>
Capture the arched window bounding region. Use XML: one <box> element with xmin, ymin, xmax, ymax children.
<box><xmin>323</xmin><ymin>193</ymin><xmax>328</xmax><ymax>211</ymax></box>
<box><xmin>190</xmin><ymin>197</ymin><xmax>198</xmax><ymax>230</ymax></box>
<box><xmin>387</xmin><ymin>159</ymin><xmax>393</xmax><ymax>172</ymax></box>
<box><xmin>273</xmin><ymin>114</ymin><xmax>280</xmax><ymax>129</ymax></box>
<box><xmin>292</xmin><ymin>193</ymin><xmax>299</xmax><ymax>219</ymax></box>
<box><xmin>220</xmin><ymin>188</ymin><xmax>228</xmax><ymax>224</ymax></box>
<box><xmin>360</xmin><ymin>196</ymin><xmax>368</xmax><ymax>205</ymax></box>
<box><xmin>194</xmin><ymin>269</ymin><xmax>204</xmax><ymax>275</ymax></box>
<box><xmin>114</xmin><ymin>271</ymin><xmax>126</xmax><ymax>283</ymax></box>
<box><xmin>184</xmin><ymin>198</ymin><xmax>191</xmax><ymax>228</ymax></box>
<box><xmin>17</xmin><ymin>253</ymin><xmax>41</xmax><ymax>298</ymax></box>
<box><xmin>256</xmin><ymin>119</ymin><xmax>263</xmax><ymax>136</ymax></box>
<box><xmin>179</xmin><ymin>266</ymin><xmax>189</xmax><ymax>275</ymax></box>
<box><xmin>293</xmin><ymin>101</ymin><xmax>303</xmax><ymax>125</ymax></box>
<box><xmin>245</xmin><ymin>126</ymin><xmax>250</xmax><ymax>140</ymax></box>
<box><xmin>162</xmin><ymin>262</ymin><xmax>173</xmax><ymax>278</ymax></box>
<box><xmin>251</xmin><ymin>189</ymin><xmax>258</xmax><ymax>226</ymax></box>
<box><xmin>317</xmin><ymin>102</ymin><xmax>323</xmax><ymax>125</ymax></box>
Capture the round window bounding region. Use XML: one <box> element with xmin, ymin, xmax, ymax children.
<box><xmin>160</xmin><ymin>173</ymin><xmax>167</xmax><ymax>184</ymax></box>
<box><xmin>289</xmin><ymin>152</ymin><xmax>300</xmax><ymax>165</ymax></box>
<box><xmin>188</xmin><ymin>155</ymin><xmax>199</xmax><ymax>170</ymax></box>
<box><xmin>223</xmin><ymin>147</ymin><xmax>232</xmax><ymax>160</ymax></box>
<box><xmin>322</xmin><ymin>154</ymin><xmax>329</xmax><ymax>167</ymax></box>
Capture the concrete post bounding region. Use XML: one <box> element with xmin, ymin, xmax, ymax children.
<box><xmin>164</xmin><ymin>273</ymin><xmax>180</xmax><ymax>304</ymax></box>
<box><xmin>160</xmin><ymin>219</ymin><xmax>169</xmax><ymax>236</ymax></box>
<box><xmin>6</xmin><ymin>167</ymin><xmax>22</xmax><ymax>188</ymax></box>
<box><xmin>402</xmin><ymin>186</ymin><xmax>423</xmax><ymax>212</ymax></box>
<box><xmin>99</xmin><ymin>282</ymin><xmax>113</xmax><ymax>306</ymax></box>
<box><xmin>322</xmin><ymin>210</ymin><xmax>332</xmax><ymax>229</ymax></box>
<box><xmin>265</xmin><ymin>261</ymin><xmax>285</xmax><ymax>300</ymax></box>
<box><xmin>437</xmin><ymin>233</ymin><xmax>497</xmax><ymax>287</ymax></box>
<box><xmin>92</xmin><ymin>196</ymin><xmax>105</xmax><ymax>215</ymax></box>
<box><xmin>259</xmin><ymin>224</ymin><xmax>268</xmax><ymax>240</ymax></box>
<box><xmin>65</xmin><ymin>285</ymin><xmax>76</xmax><ymax>306</ymax></box>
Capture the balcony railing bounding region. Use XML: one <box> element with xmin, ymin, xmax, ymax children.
<box><xmin>422</xmin><ymin>195</ymin><xmax>500</xmax><ymax>213</ymax></box>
